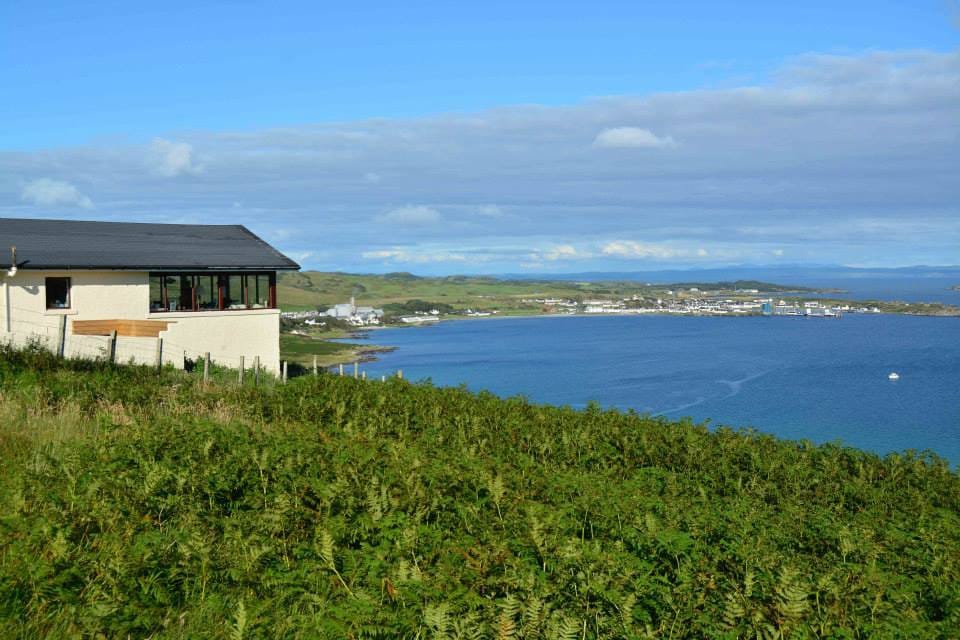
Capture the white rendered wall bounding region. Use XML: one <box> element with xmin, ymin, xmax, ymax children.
<box><xmin>147</xmin><ymin>309</ymin><xmax>281</xmax><ymax>374</ymax></box>
<box><xmin>0</xmin><ymin>270</ymin><xmax>282</xmax><ymax>374</ymax></box>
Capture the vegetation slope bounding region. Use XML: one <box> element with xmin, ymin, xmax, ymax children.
<box><xmin>1</xmin><ymin>345</ymin><xmax>958</xmax><ymax>638</ymax></box>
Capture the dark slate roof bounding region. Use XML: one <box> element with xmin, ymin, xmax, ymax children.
<box><xmin>0</xmin><ymin>218</ymin><xmax>300</xmax><ymax>271</ymax></box>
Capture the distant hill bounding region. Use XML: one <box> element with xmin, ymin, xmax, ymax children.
<box><xmin>277</xmin><ymin>271</ymin><xmax>815</xmax><ymax>311</ymax></box>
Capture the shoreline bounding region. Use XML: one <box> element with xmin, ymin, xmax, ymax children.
<box><xmin>308</xmin><ymin>306</ymin><xmax>959</xmax><ymax>369</ymax></box>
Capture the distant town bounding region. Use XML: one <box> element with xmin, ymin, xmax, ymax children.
<box><xmin>282</xmin><ymin>289</ymin><xmax>886</xmax><ymax>327</ymax></box>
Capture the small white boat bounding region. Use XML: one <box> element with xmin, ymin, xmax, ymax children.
<box><xmin>888</xmin><ymin>372</ymin><xmax>900</xmax><ymax>380</ymax></box>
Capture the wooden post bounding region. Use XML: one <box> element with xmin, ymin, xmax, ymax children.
<box><xmin>239</xmin><ymin>355</ymin><xmax>245</xmax><ymax>384</ymax></box>
<box><xmin>381</xmin><ymin>375</ymin><xmax>385</xmax><ymax>382</ymax></box>
<box><xmin>361</xmin><ymin>370</ymin><xmax>366</xmax><ymax>380</ymax></box>
<box><xmin>253</xmin><ymin>356</ymin><xmax>260</xmax><ymax>386</ymax></box>
<box><xmin>108</xmin><ymin>330</ymin><xmax>118</xmax><ymax>364</ymax></box>
<box><xmin>313</xmin><ymin>355</ymin><xmax>318</xmax><ymax>376</ymax></box>
<box><xmin>203</xmin><ymin>352</ymin><xmax>211</xmax><ymax>385</ymax></box>
<box><xmin>353</xmin><ymin>362</ymin><xmax>358</xmax><ymax>379</ymax></box>
<box><xmin>282</xmin><ymin>361</ymin><xmax>288</xmax><ymax>384</ymax></box>
<box><xmin>338</xmin><ymin>363</ymin><xmax>344</xmax><ymax>376</ymax></box>
<box><xmin>154</xmin><ymin>337</ymin><xmax>163</xmax><ymax>373</ymax></box>
<box><xmin>56</xmin><ymin>315</ymin><xmax>67</xmax><ymax>358</ymax></box>
<box><xmin>397</xmin><ymin>369</ymin><xmax>403</xmax><ymax>380</ymax></box>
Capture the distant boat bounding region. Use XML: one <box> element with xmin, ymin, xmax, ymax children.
<box><xmin>888</xmin><ymin>372</ymin><xmax>900</xmax><ymax>380</ymax></box>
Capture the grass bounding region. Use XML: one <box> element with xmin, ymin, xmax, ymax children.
<box><xmin>278</xmin><ymin>333</ymin><xmax>387</xmax><ymax>369</ymax></box>
<box><xmin>1</xmin><ymin>343</ymin><xmax>958</xmax><ymax>638</ymax></box>
<box><xmin>277</xmin><ymin>272</ymin><xmax>816</xmax><ymax>313</ymax></box>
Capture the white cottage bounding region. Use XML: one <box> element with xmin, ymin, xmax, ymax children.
<box><xmin>0</xmin><ymin>217</ymin><xmax>299</xmax><ymax>374</ymax></box>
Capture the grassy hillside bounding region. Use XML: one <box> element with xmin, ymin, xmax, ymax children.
<box><xmin>277</xmin><ymin>271</ymin><xmax>813</xmax><ymax>312</ymax></box>
<box><xmin>1</xmin><ymin>345</ymin><xmax>958</xmax><ymax>638</ymax></box>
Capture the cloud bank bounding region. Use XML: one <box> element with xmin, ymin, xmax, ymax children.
<box><xmin>147</xmin><ymin>138</ymin><xmax>201</xmax><ymax>177</ymax></box>
<box><xmin>593</xmin><ymin>127</ymin><xmax>676</xmax><ymax>149</ymax></box>
<box><xmin>20</xmin><ymin>178</ymin><xmax>93</xmax><ymax>209</ymax></box>
<box><xmin>1</xmin><ymin>49</ymin><xmax>957</xmax><ymax>272</ymax></box>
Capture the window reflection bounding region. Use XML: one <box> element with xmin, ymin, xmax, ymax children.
<box><xmin>148</xmin><ymin>272</ymin><xmax>275</xmax><ymax>312</ymax></box>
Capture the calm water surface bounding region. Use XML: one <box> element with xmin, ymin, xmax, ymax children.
<box><xmin>351</xmin><ymin>315</ymin><xmax>960</xmax><ymax>463</ymax></box>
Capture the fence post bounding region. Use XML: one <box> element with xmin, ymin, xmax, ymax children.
<box><xmin>361</xmin><ymin>370</ymin><xmax>366</xmax><ymax>380</ymax></box>
<box><xmin>313</xmin><ymin>355</ymin><xmax>318</xmax><ymax>376</ymax></box>
<box><xmin>397</xmin><ymin>369</ymin><xmax>403</xmax><ymax>380</ymax></box>
<box><xmin>282</xmin><ymin>360</ymin><xmax>288</xmax><ymax>384</ymax></box>
<box><xmin>339</xmin><ymin>363</ymin><xmax>344</xmax><ymax>377</ymax></box>
<box><xmin>154</xmin><ymin>337</ymin><xmax>163</xmax><ymax>373</ymax></box>
<box><xmin>203</xmin><ymin>352</ymin><xmax>211</xmax><ymax>385</ymax></box>
<box><xmin>239</xmin><ymin>355</ymin><xmax>245</xmax><ymax>385</ymax></box>
<box><xmin>108</xmin><ymin>330</ymin><xmax>118</xmax><ymax>364</ymax></box>
<box><xmin>56</xmin><ymin>315</ymin><xmax>67</xmax><ymax>358</ymax></box>
<box><xmin>353</xmin><ymin>362</ymin><xmax>358</xmax><ymax>379</ymax></box>
<box><xmin>253</xmin><ymin>356</ymin><xmax>260</xmax><ymax>386</ymax></box>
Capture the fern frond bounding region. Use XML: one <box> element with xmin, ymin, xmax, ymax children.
<box><xmin>619</xmin><ymin>593</ymin><xmax>636</xmax><ymax>631</ymax></box>
<box><xmin>229</xmin><ymin>599</ymin><xmax>247</xmax><ymax>640</ymax></box>
<box><xmin>424</xmin><ymin>602</ymin><xmax>452</xmax><ymax>640</ymax></box>
<box><xmin>775</xmin><ymin>566</ymin><xmax>809</xmax><ymax>621</ymax></box>
<box><xmin>452</xmin><ymin>613</ymin><xmax>485</xmax><ymax>640</ymax></box>
<box><xmin>496</xmin><ymin>613</ymin><xmax>516</xmax><ymax>640</ymax></box>
<box><xmin>546</xmin><ymin>615</ymin><xmax>580</xmax><ymax>640</ymax></box>
<box><xmin>496</xmin><ymin>595</ymin><xmax>519</xmax><ymax>639</ymax></box>
<box><xmin>522</xmin><ymin>595</ymin><xmax>545</xmax><ymax>636</ymax></box>
<box><xmin>317</xmin><ymin>529</ymin><xmax>335</xmax><ymax>569</ymax></box>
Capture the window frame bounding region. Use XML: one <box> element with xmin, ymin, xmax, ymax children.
<box><xmin>149</xmin><ymin>271</ymin><xmax>277</xmax><ymax>313</ymax></box>
<box><xmin>45</xmin><ymin>277</ymin><xmax>72</xmax><ymax>310</ymax></box>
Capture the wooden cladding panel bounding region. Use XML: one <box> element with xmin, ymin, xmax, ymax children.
<box><xmin>72</xmin><ymin>320</ymin><xmax>174</xmax><ymax>338</ymax></box>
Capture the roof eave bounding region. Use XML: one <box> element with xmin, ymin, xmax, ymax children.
<box><xmin>1</xmin><ymin>264</ymin><xmax>301</xmax><ymax>271</ymax></box>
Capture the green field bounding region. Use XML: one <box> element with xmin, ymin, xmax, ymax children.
<box><xmin>279</xmin><ymin>333</ymin><xmax>387</xmax><ymax>369</ymax></box>
<box><xmin>277</xmin><ymin>272</ymin><xmax>814</xmax><ymax>313</ymax></box>
<box><xmin>1</xmin><ymin>344</ymin><xmax>958</xmax><ymax>638</ymax></box>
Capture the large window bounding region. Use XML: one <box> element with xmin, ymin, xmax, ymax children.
<box><xmin>45</xmin><ymin>277</ymin><xmax>72</xmax><ymax>309</ymax></box>
<box><xmin>149</xmin><ymin>272</ymin><xmax>276</xmax><ymax>312</ymax></box>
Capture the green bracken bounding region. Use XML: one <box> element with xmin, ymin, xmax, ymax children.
<box><xmin>0</xmin><ymin>343</ymin><xmax>958</xmax><ymax>638</ymax></box>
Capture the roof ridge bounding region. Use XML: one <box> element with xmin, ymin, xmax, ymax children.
<box><xmin>235</xmin><ymin>225</ymin><xmax>300</xmax><ymax>269</ymax></box>
<box><xmin>0</xmin><ymin>217</ymin><xmax>300</xmax><ymax>271</ymax></box>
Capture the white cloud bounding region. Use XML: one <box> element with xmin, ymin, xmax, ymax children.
<box><xmin>593</xmin><ymin>127</ymin><xmax>677</xmax><ymax>149</ymax></box>
<box><xmin>364</xmin><ymin>172</ymin><xmax>382</xmax><ymax>183</ymax></box>
<box><xmin>772</xmin><ymin>248</ymin><xmax>785</xmax><ymax>256</ymax></box>
<box><xmin>475</xmin><ymin>204</ymin><xmax>503</xmax><ymax>217</ymax></box>
<box><xmin>290</xmin><ymin>251</ymin><xmax>316</xmax><ymax>263</ymax></box>
<box><xmin>378</xmin><ymin>205</ymin><xmax>442</xmax><ymax>225</ymax></box>
<box><xmin>532</xmin><ymin>244</ymin><xmax>587</xmax><ymax>261</ymax></box>
<box><xmin>20</xmin><ymin>178</ymin><xmax>93</xmax><ymax>208</ymax></box>
<box><xmin>601</xmin><ymin>241</ymin><xmax>690</xmax><ymax>259</ymax></box>
<box><xmin>362</xmin><ymin>248</ymin><xmax>467</xmax><ymax>263</ymax></box>
<box><xmin>148</xmin><ymin>138</ymin><xmax>201</xmax><ymax>177</ymax></box>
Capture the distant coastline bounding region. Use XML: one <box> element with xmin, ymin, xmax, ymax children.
<box><xmin>314</xmin><ymin>302</ymin><xmax>960</xmax><ymax>369</ymax></box>
<box><xmin>278</xmin><ymin>271</ymin><xmax>960</xmax><ymax>369</ymax></box>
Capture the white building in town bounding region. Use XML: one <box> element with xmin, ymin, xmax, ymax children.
<box><xmin>322</xmin><ymin>297</ymin><xmax>384</xmax><ymax>325</ymax></box>
<box><xmin>0</xmin><ymin>217</ymin><xmax>299</xmax><ymax>374</ymax></box>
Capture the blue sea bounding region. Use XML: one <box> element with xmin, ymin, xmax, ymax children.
<box><xmin>351</xmin><ymin>314</ymin><xmax>960</xmax><ymax>464</ymax></box>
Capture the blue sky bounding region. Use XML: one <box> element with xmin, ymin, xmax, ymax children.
<box><xmin>2</xmin><ymin>1</ymin><xmax>958</xmax><ymax>272</ymax></box>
